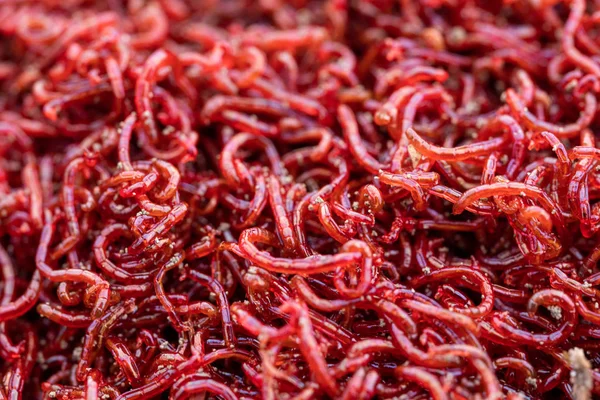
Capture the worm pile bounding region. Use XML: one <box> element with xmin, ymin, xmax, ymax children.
<box><xmin>1</xmin><ymin>0</ymin><xmax>600</xmax><ymax>399</ymax></box>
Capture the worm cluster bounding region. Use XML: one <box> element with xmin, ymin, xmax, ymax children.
<box><xmin>2</xmin><ymin>0</ymin><xmax>600</xmax><ymax>399</ymax></box>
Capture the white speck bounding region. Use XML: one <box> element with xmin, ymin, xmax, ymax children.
<box><xmin>407</xmin><ymin>145</ymin><xmax>421</xmax><ymax>167</ymax></box>
<box><xmin>73</xmin><ymin>347</ymin><xmax>82</xmax><ymax>360</ymax></box>
<box><xmin>548</xmin><ymin>305</ymin><xmax>562</xmax><ymax>320</ymax></box>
